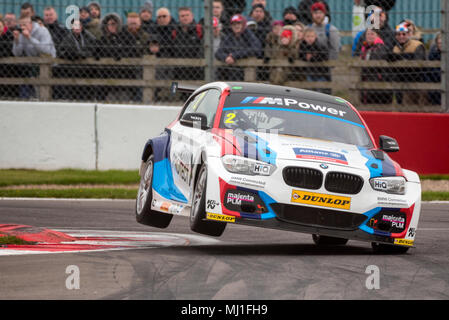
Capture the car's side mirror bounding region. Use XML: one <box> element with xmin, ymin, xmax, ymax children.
<box><xmin>379</xmin><ymin>135</ymin><xmax>400</xmax><ymax>153</ymax></box>
<box><xmin>180</xmin><ymin>113</ymin><xmax>210</xmax><ymax>130</ymax></box>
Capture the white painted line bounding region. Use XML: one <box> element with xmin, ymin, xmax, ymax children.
<box><xmin>0</xmin><ymin>230</ymin><xmax>220</xmax><ymax>256</ymax></box>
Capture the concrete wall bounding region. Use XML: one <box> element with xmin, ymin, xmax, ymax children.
<box><xmin>1</xmin><ymin>102</ymin><xmax>449</xmax><ymax>174</ymax></box>
<box><xmin>0</xmin><ymin>101</ymin><xmax>181</xmax><ymax>170</ymax></box>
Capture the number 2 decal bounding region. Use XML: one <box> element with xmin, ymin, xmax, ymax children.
<box><xmin>225</xmin><ymin>113</ymin><xmax>236</xmax><ymax>124</ymax></box>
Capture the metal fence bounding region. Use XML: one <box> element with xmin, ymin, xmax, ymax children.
<box><xmin>0</xmin><ymin>0</ymin><xmax>446</xmax><ymax>112</ymax></box>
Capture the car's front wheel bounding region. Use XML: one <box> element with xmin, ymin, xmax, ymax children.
<box><xmin>136</xmin><ymin>155</ymin><xmax>173</xmax><ymax>228</ymax></box>
<box><xmin>190</xmin><ymin>163</ymin><xmax>226</xmax><ymax>237</ymax></box>
<box><xmin>312</xmin><ymin>234</ymin><xmax>349</xmax><ymax>246</ymax></box>
<box><xmin>371</xmin><ymin>242</ymin><xmax>409</xmax><ymax>254</ymax></box>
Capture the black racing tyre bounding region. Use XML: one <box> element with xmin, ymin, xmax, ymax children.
<box><xmin>135</xmin><ymin>155</ymin><xmax>173</xmax><ymax>228</ymax></box>
<box><xmin>190</xmin><ymin>163</ymin><xmax>226</xmax><ymax>237</ymax></box>
<box><xmin>312</xmin><ymin>234</ymin><xmax>349</xmax><ymax>246</ymax></box>
<box><xmin>371</xmin><ymin>242</ymin><xmax>409</xmax><ymax>254</ymax></box>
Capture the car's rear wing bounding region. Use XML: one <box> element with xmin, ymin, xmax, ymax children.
<box><xmin>170</xmin><ymin>82</ymin><xmax>200</xmax><ymax>96</ymax></box>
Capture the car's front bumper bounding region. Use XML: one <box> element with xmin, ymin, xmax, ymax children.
<box><xmin>205</xmin><ymin>156</ymin><xmax>421</xmax><ymax>247</ymax></box>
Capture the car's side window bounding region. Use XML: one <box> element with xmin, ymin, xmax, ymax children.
<box><xmin>182</xmin><ymin>89</ymin><xmax>221</xmax><ymax>128</ymax></box>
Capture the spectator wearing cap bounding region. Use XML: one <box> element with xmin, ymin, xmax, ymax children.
<box><xmin>283</xmin><ymin>7</ymin><xmax>299</xmax><ymax>26</ymax></box>
<box><xmin>353</xmin><ymin>6</ymin><xmax>395</xmax><ymax>56</ymax></box>
<box><xmin>215</xmin><ymin>14</ymin><xmax>262</xmax><ymax>80</ymax></box>
<box><xmin>359</xmin><ymin>28</ymin><xmax>392</xmax><ymax>104</ymax></box>
<box><xmin>249</xmin><ymin>3</ymin><xmax>272</xmax><ymax>47</ymax></box>
<box><xmin>309</xmin><ymin>2</ymin><xmax>340</xmax><ymax>60</ymax></box>
<box><xmin>390</xmin><ymin>22</ymin><xmax>426</xmax><ymax>105</ymax></box>
<box><xmin>297</xmin><ymin>0</ymin><xmax>331</xmax><ymax>25</ymax></box>
<box><xmin>80</xmin><ymin>5</ymin><xmax>101</xmax><ymax>39</ymax></box>
<box><xmin>391</xmin><ymin>22</ymin><xmax>425</xmax><ymax>61</ymax></box>
<box><xmin>140</xmin><ymin>1</ymin><xmax>156</xmax><ymax>34</ymax></box>
<box><xmin>400</xmin><ymin>19</ymin><xmax>423</xmax><ymax>43</ymax></box>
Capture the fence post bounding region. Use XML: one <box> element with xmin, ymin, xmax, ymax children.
<box><xmin>204</xmin><ymin>0</ymin><xmax>214</xmax><ymax>82</ymax></box>
<box><xmin>39</xmin><ymin>57</ymin><xmax>51</xmax><ymax>101</ymax></box>
<box><xmin>442</xmin><ymin>0</ymin><xmax>449</xmax><ymax>112</ymax></box>
<box><xmin>143</xmin><ymin>56</ymin><xmax>155</xmax><ymax>104</ymax></box>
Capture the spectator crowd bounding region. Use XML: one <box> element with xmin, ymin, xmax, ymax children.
<box><xmin>0</xmin><ymin>0</ymin><xmax>442</xmax><ymax>105</ymax></box>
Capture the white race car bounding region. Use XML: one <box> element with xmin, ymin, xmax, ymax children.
<box><xmin>136</xmin><ymin>82</ymin><xmax>421</xmax><ymax>254</ymax></box>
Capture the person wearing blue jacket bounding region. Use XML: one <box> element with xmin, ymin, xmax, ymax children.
<box><xmin>215</xmin><ymin>14</ymin><xmax>262</xmax><ymax>80</ymax></box>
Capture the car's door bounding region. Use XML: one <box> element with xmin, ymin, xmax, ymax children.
<box><xmin>170</xmin><ymin>88</ymin><xmax>221</xmax><ymax>204</ymax></box>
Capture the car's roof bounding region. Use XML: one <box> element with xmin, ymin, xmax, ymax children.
<box><xmin>222</xmin><ymin>82</ymin><xmax>348</xmax><ymax>106</ymax></box>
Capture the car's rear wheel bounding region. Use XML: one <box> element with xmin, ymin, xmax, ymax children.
<box><xmin>136</xmin><ymin>155</ymin><xmax>173</xmax><ymax>228</ymax></box>
<box><xmin>371</xmin><ymin>242</ymin><xmax>409</xmax><ymax>254</ymax></box>
<box><xmin>312</xmin><ymin>234</ymin><xmax>349</xmax><ymax>246</ymax></box>
<box><xmin>190</xmin><ymin>163</ymin><xmax>226</xmax><ymax>237</ymax></box>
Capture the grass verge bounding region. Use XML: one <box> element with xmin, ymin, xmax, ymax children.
<box><xmin>0</xmin><ymin>236</ymin><xmax>36</xmax><ymax>245</ymax></box>
<box><xmin>0</xmin><ymin>169</ymin><xmax>139</xmax><ymax>187</ymax></box>
<box><xmin>422</xmin><ymin>191</ymin><xmax>449</xmax><ymax>202</ymax></box>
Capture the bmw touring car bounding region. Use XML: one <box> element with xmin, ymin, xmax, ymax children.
<box><xmin>136</xmin><ymin>82</ymin><xmax>421</xmax><ymax>254</ymax></box>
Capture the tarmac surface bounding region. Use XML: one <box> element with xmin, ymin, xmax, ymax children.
<box><xmin>0</xmin><ymin>198</ymin><xmax>448</xmax><ymax>300</ymax></box>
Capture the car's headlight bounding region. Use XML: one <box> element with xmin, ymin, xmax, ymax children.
<box><xmin>370</xmin><ymin>177</ymin><xmax>406</xmax><ymax>195</ymax></box>
<box><xmin>221</xmin><ymin>155</ymin><xmax>276</xmax><ymax>176</ymax></box>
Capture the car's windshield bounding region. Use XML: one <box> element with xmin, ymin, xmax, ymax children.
<box><xmin>220</xmin><ymin>93</ymin><xmax>373</xmax><ymax>148</ymax></box>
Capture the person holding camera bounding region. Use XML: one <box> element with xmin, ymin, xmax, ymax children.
<box><xmin>12</xmin><ymin>15</ymin><xmax>56</xmax><ymax>58</ymax></box>
<box><xmin>12</xmin><ymin>15</ymin><xmax>56</xmax><ymax>99</ymax></box>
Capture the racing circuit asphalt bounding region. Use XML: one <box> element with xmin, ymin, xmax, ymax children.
<box><xmin>0</xmin><ymin>198</ymin><xmax>448</xmax><ymax>300</ymax></box>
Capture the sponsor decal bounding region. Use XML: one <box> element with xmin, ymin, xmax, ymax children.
<box><xmin>240</xmin><ymin>97</ymin><xmax>348</xmax><ymax>118</ymax></box>
<box><xmin>376</xmin><ymin>196</ymin><xmax>408</xmax><ymax>207</ymax></box>
<box><xmin>382</xmin><ymin>214</ymin><xmax>405</xmax><ymax>229</ymax></box>
<box><xmin>229</xmin><ymin>176</ymin><xmax>266</xmax><ymax>188</ymax></box>
<box><xmin>206</xmin><ymin>200</ymin><xmax>219</xmax><ymax>210</ymax></box>
<box><xmin>293</xmin><ymin>148</ymin><xmax>348</xmax><ymax>165</ymax></box>
<box><xmin>408</xmin><ymin>228</ymin><xmax>416</xmax><ymax>238</ymax></box>
<box><xmin>291</xmin><ymin>190</ymin><xmax>351</xmax><ymax>210</ymax></box>
<box><xmin>226</xmin><ymin>192</ymin><xmax>255</xmax><ymax>205</ymax></box>
<box><xmin>152</xmin><ymin>200</ymin><xmax>184</xmax><ymax>214</ymax></box>
<box><xmin>394</xmin><ymin>238</ymin><xmax>414</xmax><ymax>247</ymax></box>
<box><xmin>206</xmin><ymin>212</ymin><xmax>235</xmax><ymax>223</ymax></box>
<box><xmin>223</xmin><ymin>189</ymin><xmax>268</xmax><ymax>214</ymax></box>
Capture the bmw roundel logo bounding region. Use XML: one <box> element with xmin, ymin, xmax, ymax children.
<box><xmin>320</xmin><ymin>164</ymin><xmax>329</xmax><ymax>169</ymax></box>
